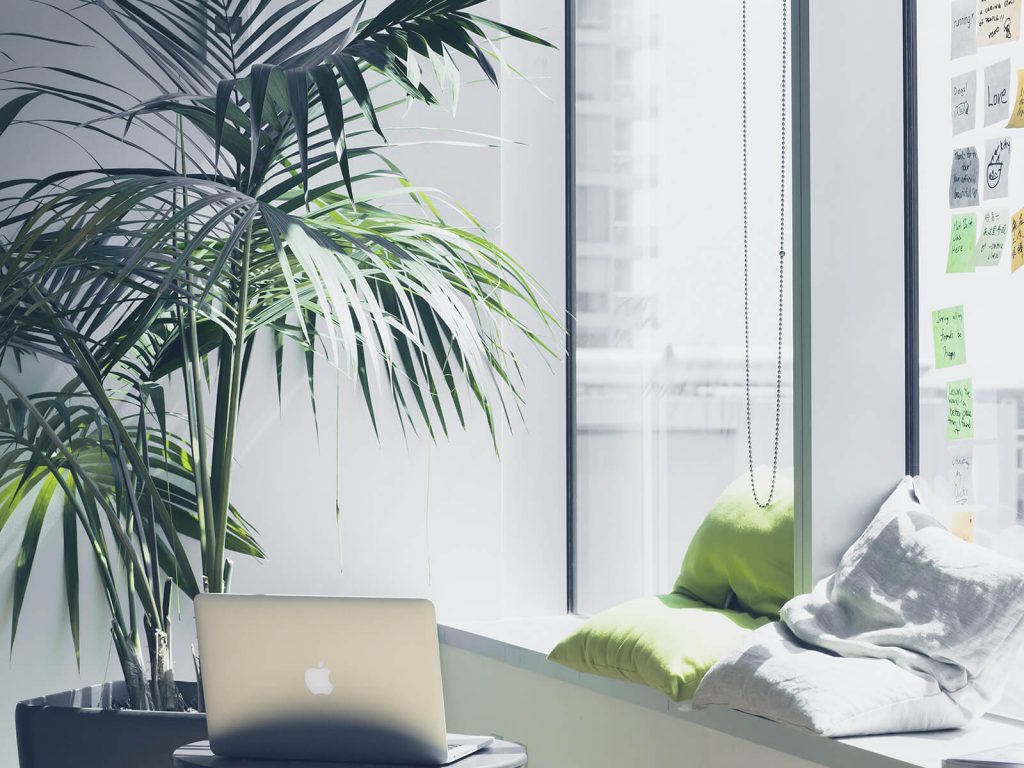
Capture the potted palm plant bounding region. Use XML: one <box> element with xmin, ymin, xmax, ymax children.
<box><xmin>0</xmin><ymin>0</ymin><xmax>557</xmax><ymax>765</ymax></box>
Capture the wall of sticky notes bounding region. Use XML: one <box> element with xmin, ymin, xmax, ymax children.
<box><xmin>918</xmin><ymin>0</ymin><xmax>1024</xmax><ymax>716</ymax></box>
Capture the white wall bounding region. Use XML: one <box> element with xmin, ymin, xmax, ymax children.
<box><xmin>0</xmin><ymin>0</ymin><xmax>565</xmax><ymax>760</ymax></box>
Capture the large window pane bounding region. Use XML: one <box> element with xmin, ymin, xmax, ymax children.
<box><xmin>573</xmin><ymin>1</ymin><xmax>794</xmax><ymax>616</ymax></box>
<box><xmin>916</xmin><ymin>3</ymin><xmax>1024</xmax><ymax>718</ymax></box>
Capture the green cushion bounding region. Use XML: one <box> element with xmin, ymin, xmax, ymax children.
<box><xmin>673</xmin><ymin>466</ymin><xmax>795</xmax><ymax>619</ymax></box>
<box><xmin>547</xmin><ymin>594</ymin><xmax>769</xmax><ymax>701</ymax></box>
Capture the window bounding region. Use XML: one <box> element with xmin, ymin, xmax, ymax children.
<box><xmin>914</xmin><ymin>1</ymin><xmax>1024</xmax><ymax>718</ymax></box>
<box><xmin>571</xmin><ymin>1</ymin><xmax>794</xmax><ymax>616</ymax></box>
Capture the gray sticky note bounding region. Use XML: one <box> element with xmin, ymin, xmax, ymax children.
<box><xmin>985</xmin><ymin>59</ymin><xmax>1012</xmax><ymax>125</ymax></box>
<box><xmin>950</xmin><ymin>146</ymin><xmax>980</xmax><ymax>208</ymax></box>
<box><xmin>985</xmin><ymin>137</ymin><xmax>1012</xmax><ymax>199</ymax></box>
<box><xmin>952</xmin><ymin>72</ymin><xmax>976</xmax><ymax>134</ymax></box>
<box><xmin>952</xmin><ymin>0</ymin><xmax>978</xmax><ymax>59</ymax></box>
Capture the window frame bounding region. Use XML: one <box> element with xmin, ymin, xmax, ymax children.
<box><xmin>564</xmin><ymin>0</ymin><xmax>919</xmax><ymax>609</ymax></box>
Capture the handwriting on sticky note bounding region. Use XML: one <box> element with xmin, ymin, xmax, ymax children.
<box><xmin>948</xmin><ymin>213</ymin><xmax>977</xmax><ymax>273</ymax></box>
<box><xmin>974</xmin><ymin>208</ymin><xmax>1009</xmax><ymax>265</ymax></box>
<box><xmin>950</xmin><ymin>447</ymin><xmax>974</xmax><ymax>509</ymax></box>
<box><xmin>947</xmin><ymin>379</ymin><xmax>975</xmax><ymax>441</ymax></box>
<box><xmin>979</xmin><ymin>0</ymin><xmax>1022</xmax><ymax>45</ymax></box>
<box><xmin>986</xmin><ymin>59</ymin><xmax>1012</xmax><ymax>126</ymax></box>
<box><xmin>1007</xmin><ymin>70</ymin><xmax>1024</xmax><ymax>127</ymax></box>
<box><xmin>1012</xmin><ymin>207</ymin><xmax>1024</xmax><ymax>272</ymax></box>
<box><xmin>952</xmin><ymin>72</ymin><xmax>976</xmax><ymax>135</ymax></box>
<box><xmin>949</xmin><ymin>147</ymin><xmax>980</xmax><ymax>208</ymax></box>
<box><xmin>932</xmin><ymin>305</ymin><xmax>967</xmax><ymax>369</ymax></box>
<box><xmin>953</xmin><ymin>0</ymin><xmax>979</xmax><ymax>58</ymax></box>
<box><xmin>985</xmin><ymin>137</ymin><xmax>1012</xmax><ymax>199</ymax></box>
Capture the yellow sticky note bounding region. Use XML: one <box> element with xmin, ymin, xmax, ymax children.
<box><xmin>1008</xmin><ymin>69</ymin><xmax>1024</xmax><ymax>127</ymax></box>
<box><xmin>1012</xmin><ymin>207</ymin><xmax>1024</xmax><ymax>272</ymax></box>
<box><xmin>950</xmin><ymin>509</ymin><xmax>975</xmax><ymax>542</ymax></box>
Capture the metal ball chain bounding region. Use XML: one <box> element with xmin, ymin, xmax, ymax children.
<box><xmin>742</xmin><ymin>0</ymin><xmax>788</xmax><ymax>509</ymax></box>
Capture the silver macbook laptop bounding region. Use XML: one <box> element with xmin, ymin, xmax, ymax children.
<box><xmin>194</xmin><ymin>594</ymin><xmax>493</xmax><ymax>765</ymax></box>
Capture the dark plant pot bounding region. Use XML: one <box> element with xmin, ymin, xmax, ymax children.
<box><xmin>16</xmin><ymin>681</ymin><xmax>207</xmax><ymax>768</ymax></box>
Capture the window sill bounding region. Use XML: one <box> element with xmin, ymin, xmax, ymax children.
<box><xmin>438</xmin><ymin>616</ymin><xmax>1024</xmax><ymax>768</ymax></box>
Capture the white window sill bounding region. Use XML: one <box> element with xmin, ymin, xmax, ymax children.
<box><xmin>438</xmin><ymin>616</ymin><xmax>1024</xmax><ymax>768</ymax></box>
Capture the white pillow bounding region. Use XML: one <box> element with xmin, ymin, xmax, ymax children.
<box><xmin>694</xmin><ymin>476</ymin><xmax>1024</xmax><ymax>736</ymax></box>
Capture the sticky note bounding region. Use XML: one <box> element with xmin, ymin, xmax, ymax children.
<box><xmin>950</xmin><ymin>509</ymin><xmax>975</xmax><ymax>541</ymax></box>
<box><xmin>1012</xmin><ymin>207</ymin><xmax>1024</xmax><ymax>271</ymax></box>
<box><xmin>1007</xmin><ymin>70</ymin><xmax>1024</xmax><ymax>127</ymax></box>
<box><xmin>952</xmin><ymin>0</ymin><xmax>978</xmax><ymax>58</ymax></box>
<box><xmin>947</xmin><ymin>213</ymin><xmax>977</xmax><ymax>273</ymax></box>
<box><xmin>952</xmin><ymin>72</ymin><xmax>976</xmax><ymax>135</ymax></box>
<box><xmin>949</xmin><ymin>446</ymin><xmax>974</xmax><ymax>509</ymax></box>
<box><xmin>974</xmin><ymin>208</ymin><xmax>1009</xmax><ymax>265</ymax></box>
<box><xmin>949</xmin><ymin>147</ymin><xmax>980</xmax><ymax>208</ymax></box>
<box><xmin>947</xmin><ymin>379</ymin><xmax>975</xmax><ymax>441</ymax></box>
<box><xmin>984</xmin><ymin>137</ymin><xmax>1012</xmax><ymax>199</ymax></box>
<box><xmin>932</xmin><ymin>305</ymin><xmax>967</xmax><ymax>368</ymax></box>
<box><xmin>985</xmin><ymin>59</ymin><xmax>1012</xmax><ymax>125</ymax></box>
<box><xmin>978</xmin><ymin>0</ymin><xmax>1021</xmax><ymax>46</ymax></box>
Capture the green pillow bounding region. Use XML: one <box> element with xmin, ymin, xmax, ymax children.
<box><xmin>547</xmin><ymin>594</ymin><xmax>769</xmax><ymax>701</ymax></box>
<box><xmin>673</xmin><ymin>466</ymin><xmax>795</xmax><ymax>619</ymax></box>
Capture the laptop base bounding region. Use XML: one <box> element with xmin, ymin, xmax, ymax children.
<box><xmin>173</xmin><ymin>736</ymin><xmax>526</xmax><ymax>768</ymax></box>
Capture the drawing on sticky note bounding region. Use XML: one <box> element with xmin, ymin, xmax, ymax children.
<box><xmin>953</xmin><ymin>72</ymin><xmax>976</xmax><ymax>135</ymax></box>
<box><xmin>974</xmin><ymin>208</ymin><xmax>1009</xmax><ymax>266</ymax></box>
<box><xmin>985</xmin><ymin>137</ymin><xmax>1012</xmax><ymax>199</ymax></box>
<box><xmin>932</xmin><ymin>305</ymin><xmax>967</xmax><ymax>369</ymax></box>
<box><xmin>947</xmin><ymin>379</ymin><xmax>975</xmax><ymax>441</ymax></box>
<box><xmin>978</xmin><ymin>0</ymin><xmax>1022</xmax><ymax>45</ymax></box>
<box><xmin>949</xmin><ymin>147</ymin><xmax>980</xmax><ymax>208</ymax></box>
<box><xmin>947</xmin><ymin>213</ymin><xmax>977</xmax><ymax>273</ymax></box>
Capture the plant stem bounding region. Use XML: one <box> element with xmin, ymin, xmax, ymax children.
<box><xmin>211</xmin><ymin>222</ymin><xmax>252</xmax><ymax>591</ymax></box>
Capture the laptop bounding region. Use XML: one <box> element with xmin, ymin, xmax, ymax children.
<box><xmin>194</xmin><ymin>594</ymin><xmax>493</xmax><ymax>765</ymax></box>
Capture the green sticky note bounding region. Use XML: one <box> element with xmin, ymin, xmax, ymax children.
<box><xmin>947</xmin><ymin>378</ymin><xmax>974</xmax><ymax>441</ymax></box>
<box><xmin>932</xmin><ymin>305</ymin><xmax>967</xmax><ymax>369</ymax></box>
<box><xmin>947</xmin><ymin>213</ymin><xmax>977</xmax><ymax>273</ymax></box>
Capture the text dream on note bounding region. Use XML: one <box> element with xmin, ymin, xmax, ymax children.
<box><xmin>932</xmin><ymin>305</ymin><xmax>967</xmax><ymax>369</ymax></box>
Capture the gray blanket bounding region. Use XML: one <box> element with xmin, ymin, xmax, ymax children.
<box><xmin>693</xmin><ymin>477</ymin><xmax>1024</xmax><ymax>736</ymax></box>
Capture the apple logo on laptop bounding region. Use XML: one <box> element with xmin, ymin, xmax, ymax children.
<box><xmin>304</xmin><ymin>661</ymin><xmax>334</xmax><ymax>696</ymax></box>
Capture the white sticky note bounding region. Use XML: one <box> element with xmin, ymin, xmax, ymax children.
<box><xmin>949</xmin><ymin>444</ymin><xmax>975</xmax><ymax>507</ymax></box>
<box><xmin>978</xmin><ymin>0</ymin><xmax>1022</xmax><ymax>46</ymax></box>
<box><xmin>953</xmin><ymin>0</ymin><xmax>979</xmax><ymax>58</ymax></box>
<box><xmin>953</xmin><ymin>71</ymin><xmax>977</xmax><ymax>135</ymax></box>
<box><xmin>984</xmin><ymin>136</ymin><xmax>1012</xmax><ymax>199</ymax></box>
<box><xmin>985</xmin><ymin>59</ymin><xmax>1012</xmax><ymax>125</ymax></box>
<box><xmin>974</xmin><ymin>208</ymin><xmax>1010</xmax><ymax>265</ymax></box>
<box><xmin>950</xmin><ymin>146</ymin><xmax>980</xmax><ymax>208</ymax></box>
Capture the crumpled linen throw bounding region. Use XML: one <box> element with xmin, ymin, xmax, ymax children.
<box><xmin>692</xmin><ymin>476</ymin><xmax>1024</xmax><ymax>736</ymax></box>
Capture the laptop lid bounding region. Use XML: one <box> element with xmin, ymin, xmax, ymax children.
<box><xmin>195</xmin><ymin>594</ymin><xmax>449</xmax><ymax>765</ymax></box>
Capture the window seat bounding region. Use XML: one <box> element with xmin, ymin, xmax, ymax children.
<box><xmin>438</xmin><ymin>617</ymin><xmax>1024</xmax><ymax>768</ymax></box>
